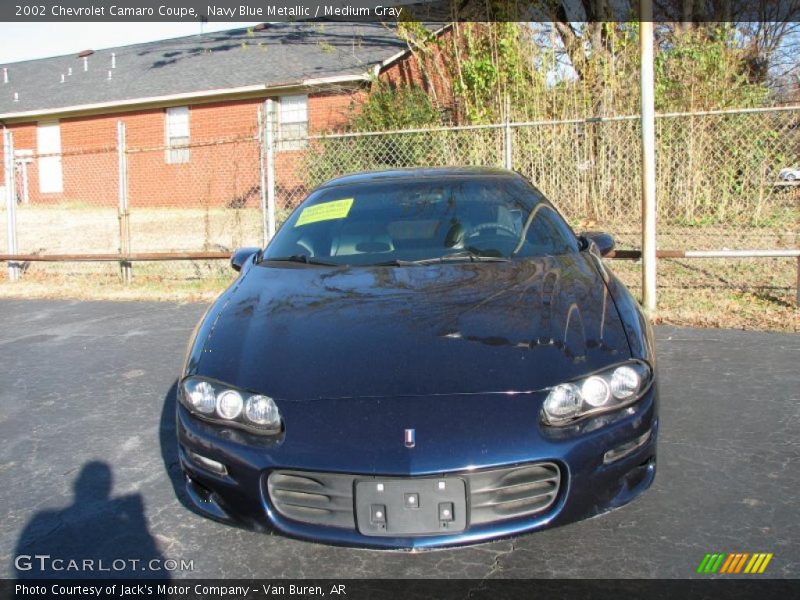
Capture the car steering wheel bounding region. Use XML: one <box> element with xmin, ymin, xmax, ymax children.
<box><xmin>466</xmin><ymin>223</ymin><xmax>519</xmax><ymax>238</ymax></box>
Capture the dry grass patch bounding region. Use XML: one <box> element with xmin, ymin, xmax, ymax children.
<box><xmin>1</xmin><ymin>257</ymin><xmax>796</xmax><ymax>332</ymax></box>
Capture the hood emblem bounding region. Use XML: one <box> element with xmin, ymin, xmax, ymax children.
<box><xmin>404</xmin><ymin>429</ymin><xmax>415</xmax><ymax>448</ymax></box>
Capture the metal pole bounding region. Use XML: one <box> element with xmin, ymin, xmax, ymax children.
<box><xmin>796</xmin><ymin>256</ymin><xmax>799</xmax><ymax>307</ymax></box>
<box><xmin>504</xmin><ymin>93</ymin><xmax>513</xmax><ymax>170</ymax></box>
<box><xmin>265</xmin><ymin>99</ymin><xmax>277</xmax><ymax>240</ymax></box>
<box><xmin>117</xmin><ymin>121</ymin><xmax>132</xmax><ymax>283</ymax></box>
<box><xmin>257</xmin><ymin>106</ymin><xmax>269</xmax><ymax>247</ymax></box>
<box><xmin>3</xmin><ymin>129</ymin><xmax>20</xmax><ymax>281</ymax></box>
<box><xmin>640</xmin><ymin>0</ymin><xmax>657</xmax><ymax>314</ymax></box>
<box><xmin>504</xmin><ymin>121</ymin><xmax>513</xmax><ymax>170</ymax></box>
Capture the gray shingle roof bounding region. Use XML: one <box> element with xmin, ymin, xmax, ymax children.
<box><xmin>0</xmin><ymin>22</ymin><xmax>415</xmax><ymax>118</ymax></box>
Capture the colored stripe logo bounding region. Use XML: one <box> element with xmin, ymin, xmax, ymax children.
<box><xmin>697</xmin><ymin>553</ymin><xmax>773</xmax><ymax>574</ymax></box>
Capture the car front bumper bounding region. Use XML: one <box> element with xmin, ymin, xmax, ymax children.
<box><xmin>177</xmin><ymin>386</ymin><xmax>658</xmax><ymax>549</ymax></box>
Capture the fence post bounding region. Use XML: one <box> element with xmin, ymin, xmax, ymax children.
<box><xmin>796</xmin><ymin>256</ymin><xmax>799</xmax><ymax>307</ymax></box>
<box><xmin>265</xmin><ymin>99</ymin><xmax>277</xmax><ymax>241</ymax></box>
<box><xmin>3</xmin><ymin>129</ymin><xmax>20</xmax><ymax>282</ymax></box>
<box><xmin>258</xmin><ymin>106</ymin><xmax>269</xmax><ymax>247</ymax></box>
<box><xmin>503</xmin><ymin>94</ymin><xmax>513</xmax><ymax>170</ymax></box>
<box><xmin>504</xmin><ymin>121</ymin><xmax>513</xmax><ymax>170</ymax></box>
<box><xmin>117</xmin><ymin>121</ymin><xmax>132</xmax><ymax>283</ymax></box>
<box><xmin>640</xmin><ymin>0</ymin><xmax>657</xmax><ymax>314</ymax></box>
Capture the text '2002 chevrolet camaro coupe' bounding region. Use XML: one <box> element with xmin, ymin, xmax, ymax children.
<box><xmin>177</xmin><ymin>167</ymin><xmax>658</xmax><ymax>548</ymax></box>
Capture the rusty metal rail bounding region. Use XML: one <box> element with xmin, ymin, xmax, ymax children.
<box><xmin>2</xmin><ymin>249</ymin><xmax>797</xmax><ymax>262</ymax></box>
<box><xmin>609</xmin><ymin>249</ymin><xmax>800</xmax><ymax>259</ymax></box>
<box><xmin>0</xmin><ymin>252</ymin><xmax>231</xmax><ymax>262</ymax></box>
<box><xmin>1</xmin><ymin>249</ymin><xmax>798</xmax><ymax>305</ymax></box>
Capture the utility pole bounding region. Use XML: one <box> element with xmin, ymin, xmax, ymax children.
<box><xmin>640</xmin><ymin>0</ymin><xmax>657</xmax><ymax>314</ymax></box>
<box><xmin>3</xmin><ymin>128</ymin><xmax>19</xmax><ymax>282</ymax></box>
<box><xmin>117</xmin><ymin>121</ymin><xmax>132</xmax><ymax>283</ymax></box>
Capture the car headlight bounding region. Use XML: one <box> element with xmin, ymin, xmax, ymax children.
<box><xmin>541</xmin><ymin>360</ymin><xmax>652</xmax><ymax>426</ymax></box>
<box><xmin>180</xmin><ymin>377</ymin><xmax>282</xmax><ymax>434</ymax></box>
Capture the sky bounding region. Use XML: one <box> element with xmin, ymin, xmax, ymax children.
<box><xmin>0</xmin><ymin>22</ymin><xmax>263</xmax><ymax>64</ymax></box>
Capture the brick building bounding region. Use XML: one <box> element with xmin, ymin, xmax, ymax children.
<box><xmin>0</xmin><ymin>22</ymin><xmax>448</xmax><ymax>208</ymax></box>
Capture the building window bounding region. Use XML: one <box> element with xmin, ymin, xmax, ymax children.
<box><xmin>165</xmin><ymin>106</ymin><xmax>190</xmax><ymax>164</ymax></box>
<box><xmin>274</xmin><ymin>95</ymin><xmax>308</xmax><ymax>150</ymax></box>
<box><xmin>36</xmin><ymin>120</ymin><xmax>63</xmax><ymax>193</ymax></box>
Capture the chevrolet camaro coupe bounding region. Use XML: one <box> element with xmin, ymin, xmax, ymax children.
<box><xmin>177</xmin><ymin>167</ymin><xmax>658</xmax><ymax>548</ymax></box>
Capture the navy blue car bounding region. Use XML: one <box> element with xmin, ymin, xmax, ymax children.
<box><xmin>177</xmin><ymin>167</ymin><xmax>658</xmax><ymax>548</ymax></box>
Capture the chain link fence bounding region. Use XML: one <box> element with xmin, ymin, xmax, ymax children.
<box><xmin>2</xmin><ymin>105</ymin><xmax>798</xmax><ymax>312</ymax></box>
<box><xmin>126</xmin><ymin>136</ymin><xmax>264</xmax><ymax>254</ymax></box>
<box><xmin>1</xmin><ymin>141</ymin><xmax>120</xmax><ymax>278</ymax></box>
<box><xmin>5</xmin><ymin>147</ymin><xmax>120</xmax><ymax>255</ymax></box>
<box><xmin>279</xmin><ymin>107</ymin><xmax>798</xmax><ymax>254</ymax></box>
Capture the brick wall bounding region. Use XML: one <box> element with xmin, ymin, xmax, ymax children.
<box><xmin>0</xmin><ymin>34</ymin><xmax>458</xmax><ymax>210</ymax></box>
<box><xmin>1</xmin><ymin>88</ymin><xmax>363</xmax><ymax>209</ymax></box>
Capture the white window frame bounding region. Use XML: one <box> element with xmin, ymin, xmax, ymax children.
<box><xmin>165</xmin><ymin>106</ymin><xmax>190</xmax><ymax>164</ymax></box>
<box><xmin>36</xmin><ymin>120</ymin><xmax>63</xmax><ymax>194</ymax></box>
<box><xmin>273</xmin><ymin>94</ymin><xmax>308</xmax><ymax>151</ymax></box>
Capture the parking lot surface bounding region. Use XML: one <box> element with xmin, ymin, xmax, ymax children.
<box><xmin>0</xmin><ymin>299</ymin><xmax>797</xmax><ymax>579</ymax></box>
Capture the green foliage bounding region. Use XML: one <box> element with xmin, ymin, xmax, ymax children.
<box><xmin>654</xmin><ymin>27</ymin><xmax>770</xmax><ymax>111</ymax></box>
<box><xmin>384</xmin><ymin>22</ymin><xmax>775</xmax><ymax>123</ymax></box>
<box><xmin>299</xmin><ymin>23</ymin><xmax>796</xmax><ymax>231</ymax></box>
<box><xmin>450</xmin><ymin>23</ymin><xmax>539</xmax><ymax>123</ymax></box>
<box><xmin>348</xmin><ymin>81</ymin><xmax>440</xmax><ymax>132</ymax></box>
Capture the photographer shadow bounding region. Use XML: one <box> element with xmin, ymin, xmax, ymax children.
<box><xmin>14</xmin><ymin>461</ymin><xmax>170</xmax><ymax>581</ymax></box>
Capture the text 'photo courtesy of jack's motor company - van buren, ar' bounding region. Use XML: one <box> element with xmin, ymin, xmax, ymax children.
<box><xmin>15</xmin><ymin>583</ymin><xmax>345</xmax><ymax>597</ymax></box>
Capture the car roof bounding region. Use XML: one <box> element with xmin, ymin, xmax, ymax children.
<box><xmin>316</xmin><ymin>167</ymin><xmax>524</xmax><ymax>189</ymax></box>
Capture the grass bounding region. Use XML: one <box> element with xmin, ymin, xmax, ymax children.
<box><xmin>0</xmin><ymin>262</ymin><xmax>235</xmax><ymax>303</ymax></box>
<box><xmin>0</xmin><ymin>257</ymin><xmax>796</xmax><ymax>333</ymax></box>
<box><xmin>0</xmin><ymin>205</ymin><xmax>796</xmax><ymax>331</ymax></box>
<box><xmin>611</xmin><ymin>259</ymin><xmax>799</xmax><ymax>333</ymax></box>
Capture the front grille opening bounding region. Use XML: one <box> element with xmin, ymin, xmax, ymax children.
<box><xmin>267</xmin><ymin>471</ymin><xmax>355</xmax><ymax>529</ymax></box>
<box><xmin>266</xmin><ymin>462</ymin><xmax>561</xmax><ymax>532</ymax></box>
<box><xmin>467</xmin><ymin>463</ymin><xmax>560</xmax><ymax>525</ymax></box>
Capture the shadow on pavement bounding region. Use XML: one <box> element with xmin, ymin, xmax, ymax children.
<box><xmin>13</xmin><ymin>461</ymin><xmax>170</xmax><ymax>580</ymax></box>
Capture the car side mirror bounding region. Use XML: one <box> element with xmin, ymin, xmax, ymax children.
<box><xmin>231</xmin><ymin>247</ymin><xmax>261</xmax><ymax>272</ymax></box>
<box><xmin>580</xmin><ymin>232</ymin><xmax>615</xmax><ymax>257</ymax></box>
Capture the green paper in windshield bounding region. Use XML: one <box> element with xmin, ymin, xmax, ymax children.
<box><xmin>295</xmin><ymin>198</ymin><xmax>354</xmax><ymax>227</ymax></box>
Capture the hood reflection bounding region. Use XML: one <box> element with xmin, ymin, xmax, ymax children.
<box><xmin>195</xmin><ymin>254</ymin><xmax>630</xmax><ymax>400</ymax></box>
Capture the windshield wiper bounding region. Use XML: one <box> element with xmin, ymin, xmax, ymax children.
<box><xmin>369</xmin><ymin>258</ymin><xmax>426</xmax><ymax>266</ymax></box>
<box><xmin>372</xmin><ymin>250</ymin><xmax>511</xmax><ymax>266</ymax></box>
<box><xmin>409</xmin><ymin>248</ymin><xmax>511</xmax><ymax>265</ymax></box>
<box><xmin>264</xmin><ymin>254</ymin><xmax>338</xmax><ymax>266</ymax></box>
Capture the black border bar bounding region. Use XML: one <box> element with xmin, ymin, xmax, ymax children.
<box><xmin>2</xmin><ymin>1</ymin><xmax>800</xmax><ymax>23</ymax></box>
<box><xmin>4</xmin><ymin>579</ymin><xmax>800</xmax><ymax>600</ymax></box>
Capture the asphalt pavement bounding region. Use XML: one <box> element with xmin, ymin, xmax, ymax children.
<box><xmin>0</xmin><ymin>299</ymin><xmax>797</xmax><ymax>579</ymax></box>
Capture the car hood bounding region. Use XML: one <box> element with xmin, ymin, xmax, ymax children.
<box><xmin>192</xmin><ymin>254</ymin><xmax>631</xmax><ymax>400</ymax></box>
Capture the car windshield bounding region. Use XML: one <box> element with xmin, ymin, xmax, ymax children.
<box><xmin>262</xmin><ymin>176</ymin><xmax>580</xmax><ymax>267</ymax></box>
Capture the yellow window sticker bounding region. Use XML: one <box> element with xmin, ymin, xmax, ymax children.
<box><xmin>295</xmin><ymin>198</ymin><xmax>354</xmax><ymax>227</ymax></box>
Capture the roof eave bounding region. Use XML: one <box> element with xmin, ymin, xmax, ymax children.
<box><xmin>0</xmin><ymin>23</ymin><xmax>452</xmax><ymax>123</ymax></box>
<box><xmin>0</xmin><ymin>73</ymin><xmax>372</xmax><ymax>122</ymax></box>
<box><xmin>372</xmin><ymin>23</ymin><xmax>452</xmax><ymax>78</ymax></box>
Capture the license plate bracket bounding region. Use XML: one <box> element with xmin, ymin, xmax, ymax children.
<box><xmin>355</xmin><ymin>477</ymin><xmax>467</xmax><ymax>536</ymax></box>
